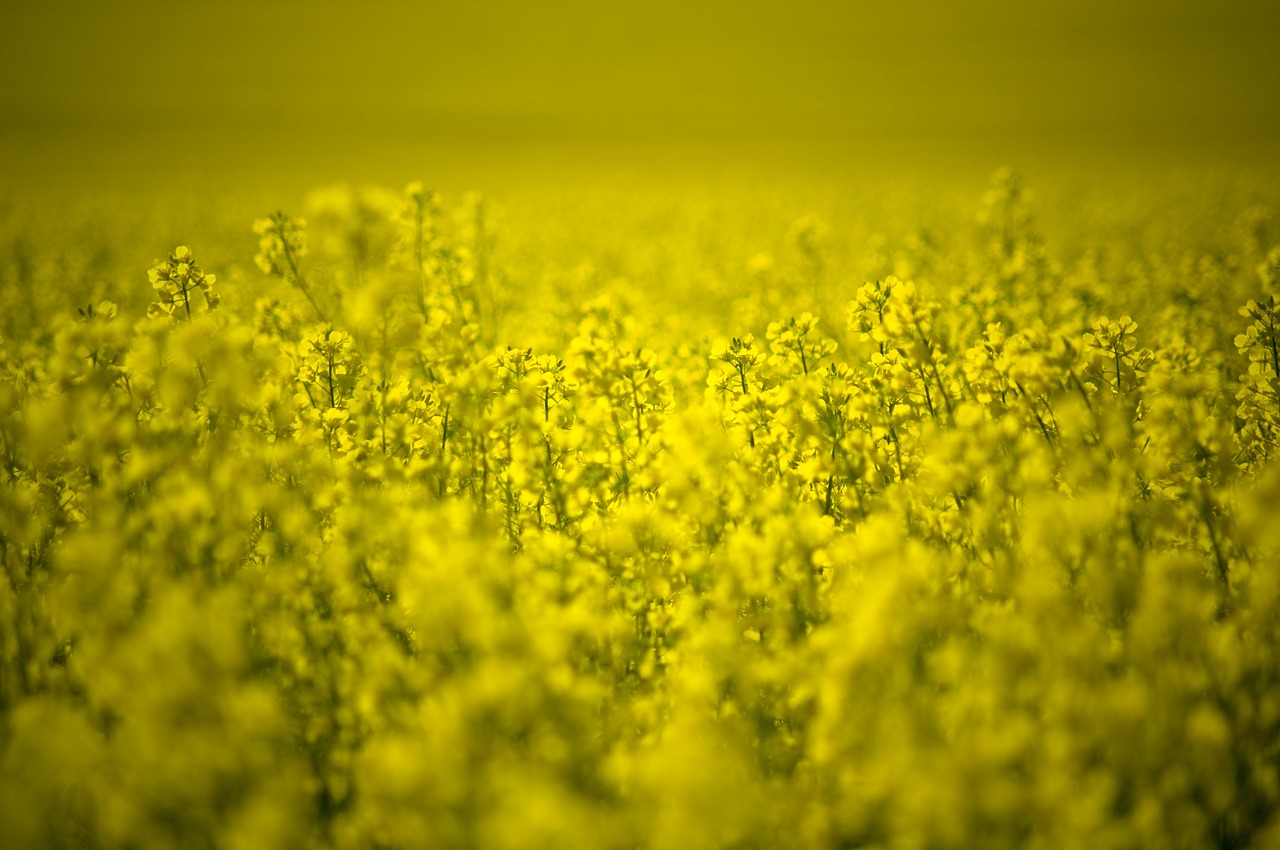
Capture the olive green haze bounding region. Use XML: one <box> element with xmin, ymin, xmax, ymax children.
<box><xmin>2</xmin><ymin>0</ymin><xmax>1278</xmax><ymax>194</ymax></box>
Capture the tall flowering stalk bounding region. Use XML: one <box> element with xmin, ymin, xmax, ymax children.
<box><xmin>255</xmin><ymin>211</ymin><xmax>324</xmax><ymax>322</ymax></box>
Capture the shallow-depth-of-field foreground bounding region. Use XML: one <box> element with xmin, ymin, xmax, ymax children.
<box><xmin>3</xmin><ymin>169</ymin><xmax>1280</xmax><ymax>849</ymax></box>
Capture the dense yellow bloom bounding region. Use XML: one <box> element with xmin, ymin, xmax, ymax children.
<box><xmin>2</xmin><ymin>172</ymin><xmax>1280</xmax><ymax>850</ymax></box>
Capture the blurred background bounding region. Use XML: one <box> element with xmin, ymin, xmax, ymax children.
<box><xmin>2</xmin><ymin>0</ymin><xmax>1278</xmax><ymax>197</ymax></box>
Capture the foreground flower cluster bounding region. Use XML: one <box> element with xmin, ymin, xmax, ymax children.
<box><xmin>2</xmin><ymin>174</ymin><xmax>1280</xmax><ymax>849</ymax></box>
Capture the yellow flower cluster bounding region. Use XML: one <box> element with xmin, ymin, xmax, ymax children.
<box><xmin>2</xmin><ymin>173</ymin><xmax>1280</xmax><ymax>849</ymax></box>
<box><xmin>147</xmin><ymin>245</ymin><xmax>219</xmax><ymax>321</ymax></box>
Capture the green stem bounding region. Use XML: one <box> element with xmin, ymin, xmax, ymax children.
<box><xmin>283</xmin><ymin>238</ymin><xmax>326</xmax><ymax>323</ymax></box>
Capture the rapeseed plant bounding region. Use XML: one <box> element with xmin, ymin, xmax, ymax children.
<box><xmin>1</xmin><ymin>173</ymin><xmax>1279</xmax><ymax>850</ymax></box>
<box><xmin>147</xmin><ymin>246</ymin><xmax>219</xmax><ymax>321</ymax></box>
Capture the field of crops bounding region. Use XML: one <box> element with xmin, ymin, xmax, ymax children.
<box><xmin>1</xmin><ymin>163</ymin><xmax>1278</xmax><ymax>849</ymax></box>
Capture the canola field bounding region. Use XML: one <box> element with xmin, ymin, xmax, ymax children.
<box><xmin>2</xmin><ymin>168</ymin><xmax>1280</xmax><ymax>850</ymax></box>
